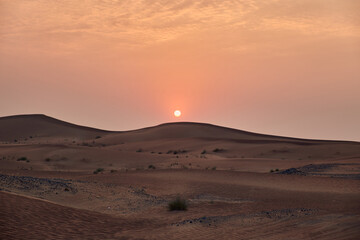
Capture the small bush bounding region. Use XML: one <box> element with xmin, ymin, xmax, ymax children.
<box><xmin>45</xmin><ymin>158</ymin><xmax>51</xmax><ymax>162</ymax></box>
<box><xmin>148</xmin><ymin>164</ymin><xmax>156</xmax><ymax>169</ymax></box>
<box><xmin>270</xmin><ymin>169</ymin><xmax>274</xmax><ymax>173</ymax></box>
<box><xmin>201</xmin><ymin>150</ymin><xmax>206</xmax><ymax>154</ymax></box>
<box><xmin>168</xmin><ymin>150</ymin><xmax>187</xmax><ymax>155</ymax></box>
<box><xmin>275</xmin><ymin>168</ymin><xmax>279</xmax><ymax>172</ymax></box>
<box><xmin>95</xmin><ymin>136</ymin><xmax>101</xmax><ymax>139</ymax></box>
<box><xmin>17</xmin><ymin>157</ymin><xmax>27</xmax><ymax>161</ymax></box>
<box><xmin>213</xmin><ymin>148</ymin><xmax>224</xmax><ymax>153</ymax></box>
<box><xmin>93</xmin><ymin>168</ymin><xmax>104</xmax><ymax>174</ymax></box>
<box><xmin>168</xmin><ymin>197</ymin><xmax>188</xmax><ymax>211</ymax></box>
<box><xmin>212</xmin><ymin>166</ymin><xmax>217</xmax><ymax>170</ymax></box>
<box><xmin>136</xmin><ymin>148</ymin><xmax>143</xmax><ymax>153</ymax></box>
<box><xmin>110</xmin><ymin>169</ymin><xmax>117</xmax><ymax>173</ymax></box>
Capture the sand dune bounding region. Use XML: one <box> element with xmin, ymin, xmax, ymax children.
<box><xmin>0</xmin><ymin>114</ymin><xmax>359</xmax><ymax>239</ymax></box>
<box><xmin>0</xmin><ymin>114</ymin><xmax>109</xmax><ymax>142</ymax></box>
<box><xmin>1</xmin><ymin>114</ymin><xmax>356</xmax><ymax>143</ymax></box>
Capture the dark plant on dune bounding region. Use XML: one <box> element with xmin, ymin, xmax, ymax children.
<box><xmin>167</xmin><ymin>149</ymin><xmax>187</xmax><ymax>155</ymax></box>
<box><xmin>148</xmin><ymin>164</ymin><xmax>156</xmax><ymax>169</ymax></box>
<box><xmin>93</xmin><ymin>168</ymin><xmax>104</xmax><ymax>174</ymax></box>
<box><xmin>168</xmin><ymin>197</ymin><xmax>188</xmax><ymax>211</ymax></box>
<box><xmin>17</xmin><ymin>157</ymin><xmax>27</xmax><ymax>161</ymax></box>
<box><xmin>213</xmin><ymin>148</ymin><xmax>224</xmax><ymax>153</ymax></box>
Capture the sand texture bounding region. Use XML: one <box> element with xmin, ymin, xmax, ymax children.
<box><xmin>0</xmin><ymin>114</ymin><xmax>359</xmax><ymax>239</ymax></box>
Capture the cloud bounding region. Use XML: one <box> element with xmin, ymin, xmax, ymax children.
<box><xmin>0</xmin><ymin>0</ymin><xmax>359</xmax><ymax>56</ymax></box>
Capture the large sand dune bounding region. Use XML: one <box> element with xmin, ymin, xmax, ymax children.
<box><xmin>0</xmin><ymin>114</ymin><xmax>359</xmax><ymax>239</ymax></box>
<box><xmin>0</xmin><ymin>114</ymin><xmax>109</xmax><ymax>141</ymax></box>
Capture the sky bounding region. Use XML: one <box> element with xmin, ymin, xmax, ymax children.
<box><xmin>0</xmin><ymin>0</ymin><xmax>359</xmax><ymax>141</ymax></box>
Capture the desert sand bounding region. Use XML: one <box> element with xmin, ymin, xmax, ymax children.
<box><xmin>0</xmin><ymin>114</ymin><xmax>359</xmax><ymax>239</ymax></box>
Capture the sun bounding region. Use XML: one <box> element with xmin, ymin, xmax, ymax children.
<box><xmin>174</xmin><ymin>110</ymin><xmax>181</xmax><ymax>117</ymax></box>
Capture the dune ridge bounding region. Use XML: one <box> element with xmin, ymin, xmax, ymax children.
<box><xmin>1</xmin><ymin>114</ymin><xmax>358</xmax><ymax>144</ymax></box>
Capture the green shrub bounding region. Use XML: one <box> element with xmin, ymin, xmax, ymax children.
<box><xmin>93</xmin><ymin>168</ymin><xmax>104</xmax><ymax>174</ymax></box>
<box><xmin>168</xmin><ymin>197</ymin><xmax>188</xmax><ymax>211</ymax></box>
<box><xmin>213</xmin><ymin>148</ymin><xmax>224</xmax><ymax>153</ymax></box>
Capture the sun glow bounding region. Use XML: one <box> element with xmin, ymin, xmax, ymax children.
<box><xmin>174</xmin><ymin>110</ymin><xmax>181</xmax><ymax>117</ymax></box>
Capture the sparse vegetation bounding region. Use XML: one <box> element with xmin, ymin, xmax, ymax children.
<box><xmin>148</xmin><ymin>164</ymin><xmax>156</xmax><ymax>169</ymax></box>
<box><xmin>201</xmin><ymin>150</ymin><xmax>207</xmax><ymax>154</ymax></box>
<box><xmin>136</xmin><ymin>148</ymin><xmax>143</xmax><ymax>152</ymax></box>
<box><xmin>213</xmin><ymin>148</ymin><xmax>224</xmax><ymax>153</ymax></box>
<box><xmin>110</xmin><ymin>169</ymin><xmax>117</xmax><ymax>173</ymax></box>
<box><xmin>95</xmin><ymin>136</ymin><xmax>101</xmax><ymax>139</ymax></box>
<box><xmin>270</xmin><ymin>169</ymin><xmax>274</xmax><ymax>173</ymax></box>
<box><xmin>45</xmin><ymin>158</ymin><xmax>51</xmax><ymax>162</ymax></box>
<box><xmin>17</xmin><ymin>157</ymin><xmax>27</xmax><ymax>161</ymax></box>
<box><xmin>93</xmin><ymin>168</ymin><xmax>104</xmax><ymax>174</ymax></box>
<box><xmin>167</xmin><ymin>149</ymin><xmax>187</xmax><ymax>155</ymax></box>
<box><xmin>212</xmin><ymin>166</ymin><xmax>217</xmax><ymax>170</ymax></box>
<box><xmin>168</xmin><ymin>197</ymin><xmax>188</xmax><ymax>211</ymax></box>
<box><xmin>275</xmin><ymin>168</ymin><xmax>279</xmax><ymax>172</ymax></box>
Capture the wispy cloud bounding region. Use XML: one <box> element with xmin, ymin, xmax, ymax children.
<box><xmin>0</xmin><ymin>0</ymin><xmax>359</xmax><ymax>55</ymax></box>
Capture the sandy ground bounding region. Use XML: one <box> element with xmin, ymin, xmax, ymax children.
<box><xmin>0</xmin><ymin>115</ymin><xmax>359</xmax><ymax>239</ymax></box>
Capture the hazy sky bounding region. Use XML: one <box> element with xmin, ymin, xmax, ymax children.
<box><xmin>1</xmin><ymin>0</ymin><xmax>359</xmax><ymax>141</ymax></box>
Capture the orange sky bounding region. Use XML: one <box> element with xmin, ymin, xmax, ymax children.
<box><xmin>1</xmin><ymin>0</ymin><xmax>359</xmax><ymax>140</ymax></box>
